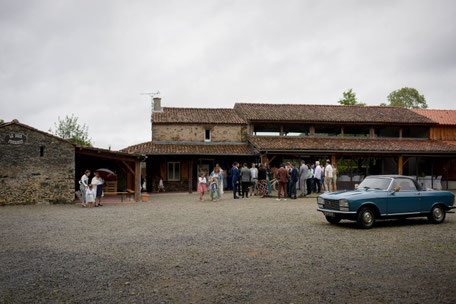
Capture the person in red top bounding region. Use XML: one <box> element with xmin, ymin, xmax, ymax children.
<box><xmin>276</xmin><ymin>163</ymin><xmax>289</xmax><ymax>201</ymax></box>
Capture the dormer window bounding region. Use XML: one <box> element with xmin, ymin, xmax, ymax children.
<box><xmin>204</xmin><ymin>129</ymin><xmax>211</xmax><ymax>142</ymax></box>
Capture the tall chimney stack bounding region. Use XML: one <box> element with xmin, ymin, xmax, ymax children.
<box><xmin>153</xmin><ymin>97</ymin><xmax>162</xmax><ymax>112</ymax></box>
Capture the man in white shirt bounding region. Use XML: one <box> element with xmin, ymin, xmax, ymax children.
<box><xmin>324</xmin><ymin>160</ymin><xmax>333</xmax><ymax>192</ymax></box>
<box><xmin>250</xmin><ymin>163</ymin><xmax>259</xmax><ymax>195</ymax></box>
<box><xmin>314</xmin><ymin>161</ymin><xmax>322</xmax><ymax>193</ymax></box>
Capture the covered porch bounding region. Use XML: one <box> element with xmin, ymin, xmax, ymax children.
<box><xmin>75</xmin><ymin>146</ymin><xmax>144</xmax><ymax>201</ymax></box>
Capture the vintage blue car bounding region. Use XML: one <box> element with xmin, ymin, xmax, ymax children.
<box><xmin>317</xmin><ymin>175</ymin><xmax>455</xmax><ymax>229</ymax></box>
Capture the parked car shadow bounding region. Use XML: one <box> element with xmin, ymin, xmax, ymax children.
<box><xmin>330</xmin><ymin>217</ymin><xmax>450</xmax><ymax>229</ymax></box>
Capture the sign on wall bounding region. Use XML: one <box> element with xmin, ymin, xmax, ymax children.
<box><xmin>4</xmin><ymin>133</ymin><xmax>27</xmax><ymax>144</ymax></box>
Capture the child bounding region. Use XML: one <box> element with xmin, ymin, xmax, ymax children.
<box><xmin>158</xmin><ymin>177</ymin><xmax>165</xmax><ymax>192</ymax></box>
<box><xmin>85</xmin><ymin>184</ymin><xmax>96</xmax><ymax>208</ymax></box>
<box><xmin>210</xmin><ymin>177</ymin><xmax>219</xmax><ymax>202</ymax></box>
<box><xmin>197</xmin><ymin>173</ymin><xmax>207</xmax><ymax>201</ymax></box>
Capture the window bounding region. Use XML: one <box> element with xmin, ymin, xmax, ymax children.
<box><xmin>283</xmin><ymin>125</ymin><xmax>310</xmax><ymax>136</ymax></box>
<box><xmin>343</xmin><ymin>126</ymin><xmax>370</xmax><ymax>137</ymax></box>
<box><xmin>167</xmin><ymin>162</ymin><xmax>180</xmax><ymax>181</ymax></box>
<box><xmin>253</xmin><ymin>124</ymin><xmax>281</xmax><ymax>136</ymax></box>
<box><xmin>314</xmin><ymin>125</ymin><xmax>341</xmax><ymax>137</ymax></box>
<box><xmin>402</xmin><ymin>127</ymin><xmax>428</xmax><ymax>138</ymax></box>
<box><xmin>40</xmin><ymin>146</ymin><xmax>45</xmax><ymax>157</ymax></box>
<box><xmin>391</xmin><ymin>178</ymin><xmax>417</xmax><ymax>191</ymax></box>
<box><xmin>375</xmin><ymin>127</ymin><xmax>400</xmax><ymax>138</ymax></box>
<box><xmin>204</xmin><ymin>129</ymin><xmax>211</xmax><ymax>142</ymax></box>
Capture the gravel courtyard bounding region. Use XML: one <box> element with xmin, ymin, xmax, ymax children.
<box><xmin>1</xmin><ymin>193</ymin><xmax>456</xmax><ymax>303</ymax></box>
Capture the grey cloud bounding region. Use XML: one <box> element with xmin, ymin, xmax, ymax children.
<box><xmin>1</xmin><ymin>0</ymin><xmax>455</xmax><ymax>149</ymax></box>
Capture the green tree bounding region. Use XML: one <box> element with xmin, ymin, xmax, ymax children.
<box><xmin>49</xmin><ymin>114</ymin><xmax>92</xmax><ymax>146</ymax></box>
<box><xmin>385</xmin><ymin>87</ymin><xmax>428</xmax><ymax>109</ymax></box>
<box><xmin>338</xmin><ymin>89</ymin><xmax>366</xmax><ymax>106</ymax></box>
<box><xmin>0</xmin><ymin>119</ymin><xmax>4</xmax><ymax>124</ymax></box>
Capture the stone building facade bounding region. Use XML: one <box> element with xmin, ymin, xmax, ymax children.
<box><xmin>0</xmin><ymin>121</ymin><xmax>75</xmax><ymax>205</ymax></box>
<box><xmin>152</xmin><ymin>124</ymin><xmax>246</xmax><ymax>142</ymax></box>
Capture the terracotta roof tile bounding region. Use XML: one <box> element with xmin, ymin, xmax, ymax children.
<box><xmin>122</xmin><ymin>141</ymin><xmax>255</xmax><ymax>155</ymax></box>
<box><xmin>248</xmin><ymin>136</ymin><xmax>456</xmax><ymax>153</ymax></box>
<box><xmin>412</xmin><ymin>109</ymin><xmax>456</xmax><ymax>125</ymax></box>
<box><xmin>234</xmin><ymin>103</ymin><xmax>435</xmax><ymax>125</ymax></box>
<box><xmin>152</xmin><ymin>107</ymin><xmax>246</xmax><ymax>124</ymax></box>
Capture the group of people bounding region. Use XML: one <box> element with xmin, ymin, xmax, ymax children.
<box><xmin>196</xmin><ymin>160</ymin><xmax>338</xmax><ymax>201</ymax></box>
<box><xmin>275</xmin><ymin>160</ymin><xmax>337</xmax><ymax>200</ymax></box>
<box><xmin>231</xmin><ymin>162</ymin><xmax>271</xmax><ymax>199</ymax></box>
<box><xmin>79</xmin><ymin>170</ymin><xmax>104</xmax><ymax>208</ymax></box>
<box><xmin>198</xmin><ymin>165</ymin><xmax>225</xmax><ymax>202</ymax></box>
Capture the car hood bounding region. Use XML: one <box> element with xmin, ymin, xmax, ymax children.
<box><xmin>319</xmin><ymin>190</ymin><xmax>386</xmax><ymax>201</ymax></box>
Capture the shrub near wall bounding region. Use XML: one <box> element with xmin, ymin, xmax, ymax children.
<box><xmin>0</xmin><ymin>123</ymin><xmax>75</xmax><ymax>205</ymax></box>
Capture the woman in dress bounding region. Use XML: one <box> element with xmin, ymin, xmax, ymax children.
<box><xmin>91</xmin><ymin>171</ymin><xmax>104</xmax><ymax>207</ymax></box>
<box><xmin>210</xmin><ymin>167</ymin><xmax>223</xmax><ymax>200</ymax></box>
<box><xmin>258</xmin><ymin>163</ymin><xmax>268</xmax><ymax>198</ymax></box>
<box><xmin>79</xmin><ymin>170</ymin><xmax>91</xmax><ymax>207</ymax></box>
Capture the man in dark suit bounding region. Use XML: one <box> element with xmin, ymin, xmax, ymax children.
<box><xmin>231</xmin><ymin>162</ymin><xmax>240</xmax><ymax>199</ymax></box>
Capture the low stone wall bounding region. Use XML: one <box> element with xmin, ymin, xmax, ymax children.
<box><xmin>0</xmin><ymin>124</ymin><xmax>75</xmax><ymax>205</ymax></box>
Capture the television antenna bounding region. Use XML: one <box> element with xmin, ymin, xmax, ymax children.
<box><xmin>141</xmin><ymin>91</ymin><xmax>161</xmax><ymax>111</ymax></box>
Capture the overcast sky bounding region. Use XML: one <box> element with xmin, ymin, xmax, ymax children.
<box><xmin>1</xmin><ymin>0</ymin><xmax>456</xmax><ymax>149</ymax></box>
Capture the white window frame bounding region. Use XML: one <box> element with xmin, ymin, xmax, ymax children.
<box><xmin>167</xmin><ymin>162</ymin><xmax>181</xmax><ymax>181</ymax></box>
<box><xmin>204</xmin><ymin>128</ymin><xmax>211</xmax><ymax>142</ymax></box>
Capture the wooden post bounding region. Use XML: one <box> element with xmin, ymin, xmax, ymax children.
<box><xmin>310</xmin><ymin>126</ymin><xmax>315</xmax><ymax>136</ymax></box>
<box><xmin>370</xmin><ymin>127</ymin><xmax>375</xmax><ymax>138</ymax></box>
<box><xmin>135</xmin><ymin>159</ymin><xmax>140</xmax><ymax>202</ymax></box>
<box><xmin>331</xmin><ymin>155</ymin><xmax>336</xmax><ymax>165</ymax></box>
<box><xmin>399</xmin><ymin>128</ymin><xmax>403</xmax><ymax>139</ymax></box>
<box><xmin>188</xmin><ymin>160</ymin><xmax>194</xmax><ymax>193</ymax></box>
<box><xmin>280</xmin><ymin>125</ymin><xmax>284</xmax><ymax>136</ymax></box>
<box><xmin>398</xmin><ymin>155</ymin><xmax>403</xmax><ymax>175</ymax></box>
<box><xmin>251</xmin><ymin>124</ymin><xmax>254</xmax><ymax>135</ymax></box>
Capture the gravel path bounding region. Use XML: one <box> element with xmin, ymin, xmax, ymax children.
<box><xmin>1</xmin><ymin>193</ymin><xmax>455</xmax><ymax>303</ymax></box>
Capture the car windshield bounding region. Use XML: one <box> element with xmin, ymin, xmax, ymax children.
<box><xmin>357</xmin><ymin>178</ymin><xmax>392</xmax><ymax>190</ymax></box>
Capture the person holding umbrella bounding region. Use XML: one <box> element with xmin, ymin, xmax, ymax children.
<box><xmin>91</xmin><ymin>171</ymin><xmax>105</xmax><ymax>207</ymax></box>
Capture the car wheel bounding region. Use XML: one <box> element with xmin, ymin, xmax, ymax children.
<box><xmin>428</xmin><ymin>205</ymin><xmax>446</xmax><ymax>224</ymax></box>
<box><xmin>357</xmin><ymin>207</ymin><xmax>375</xmax><ymax>229</ymax></box>
<box><xmin>325</xmin><ymin>215</ymin><xmax>341</xmax><ymax>224</ymax></box>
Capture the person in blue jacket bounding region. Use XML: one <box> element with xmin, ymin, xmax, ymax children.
<box><xmin>290</xmin><ymin>163</ymin><xmax>299</xmax><ymax>199</ymax></box>
<box><xmin>231</xmin><ymin>162</ymin><xmax>240</xmax><ymax>199</ymax></box>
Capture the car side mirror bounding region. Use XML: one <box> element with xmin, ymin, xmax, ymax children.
<box><xmin>392</xmin><ymin>186</ymin><xmax>401</xmax><ymax>193</ymax></box>
<box><xmin>354</xmin><ymin>184</ymin><xmax>359</xmax><ymax>189</ymax></box>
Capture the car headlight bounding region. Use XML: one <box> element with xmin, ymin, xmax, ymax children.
<box><xmin>339</xmin><ymin>199</ymin><xmax>349</xmax><ymax>208</ymax></box>
<box><xmin>317</xmin><ymin>197</ymin><xmax>324</xmax><ymax>208</ymax></box>
<box><xmin>339</xmin><ymin>199</ymin><xmax>349</xmax><ymax>211</ymax></box>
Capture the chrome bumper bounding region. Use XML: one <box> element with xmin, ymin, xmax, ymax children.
<box><xmin>317</xmin><ymin>208</ymin><xmax>356</xmax><ymax>215</ymax></box>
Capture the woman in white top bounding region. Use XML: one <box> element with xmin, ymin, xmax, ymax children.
<box><xmin>91</xmin><ymin>171</ymin><xmax>104</xmax><ymax>207</ymax></box>
<box><xmin>79</xmin><ymin>170</ymin><xmax>91</xmax><ymax>207</ymax></box>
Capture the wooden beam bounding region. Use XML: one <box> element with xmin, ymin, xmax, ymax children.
<box><xmin>122</xmin><ymin>160</ymin><xmax>135</xmax><ymax>175</ymax></box>
<box><xmin>135</xmin><ymin>160</ymin><xmax>140</xmax><ymax>202</ymax></box>
<box><xmin>398</xmin><ymin>155</ymin><xmax>403</xmax><ymax>175</ymax></box>
<box><xmin>369</xmin><ymin>127</ymin><xmax>375</xmax><ymax>138</ymax></box>
<box><xmin>268</xmin><ymin>155</ymin><xmax>277</xmax><ymax>163</ymax></box>
<box><xmin>310</xmin><ymin>126</ymin><xmax>315</xmax><ymax>136</ymax></box>
<box><xmin>391</xmin><ymin>158</ymin><xmax>397</xmax><ymax>167</ymax></box>
<box><xmin>280</xmin><ymin>125</ymin><xmax>284</xmax><ymax>136</ymax></box>
<box><xmin>188</xmin><ymin>160</ymin><xmax>194</xmax><ymax>193</ymax></box>
<box><xmin>114</xmin><ymin>161</ymin><xmax>129</xmax><ymax>174</ymax></box>
<box><xmin>403</xmin><ymin>157</ymin><xmax>410</xmax><ymax>167</ymax></box>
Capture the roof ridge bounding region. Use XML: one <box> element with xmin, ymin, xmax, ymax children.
<box><xmin>234</xmin><ymin>102</ymin><xmax>403</xmax><ymax>109</ymax></box>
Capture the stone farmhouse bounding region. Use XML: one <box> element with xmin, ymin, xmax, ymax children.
<box><xmin>0</xmin><ymin>120</ymin><xmax>143</xmax><ymax>205</ymax></box>
<box><xmin>123</xmin><ymin>98</ymin><xmax>456</xmax><ymax>191</ymax></box>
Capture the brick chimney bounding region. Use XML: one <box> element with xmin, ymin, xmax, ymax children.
<box><xmin>153</xmin><ymin>97</ymin><xmax>162</xmax><ymax>112</ymax></box>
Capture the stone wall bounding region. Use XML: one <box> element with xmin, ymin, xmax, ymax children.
<box><xmin>0</xmin><ymin>124</ymin><xmax>75</xmax><ymax>205</ymax></box>
<box><xmin>152</xmin><ymin>124</ymin><xmax>246</xmax><ymax>142</ymax></box>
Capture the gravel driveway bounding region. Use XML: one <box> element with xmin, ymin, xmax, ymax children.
<box><xmin>1</xmin><ymin>193</ymin><xmax>455</xmax><ymax>303</ymax></box>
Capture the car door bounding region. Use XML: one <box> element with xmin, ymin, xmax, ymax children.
<box><xmin>387</xmin><ymin>178</ymin><xmax>422</xmax><ymax>214</ymax></box>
